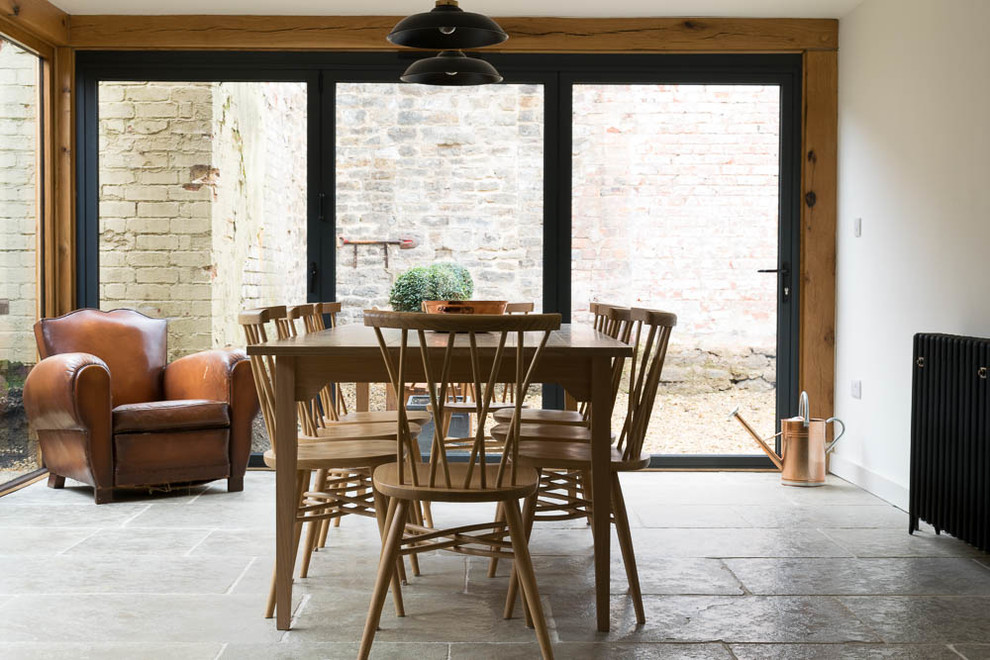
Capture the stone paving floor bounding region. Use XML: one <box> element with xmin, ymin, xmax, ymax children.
<box><xmin>2</xmin><ymin>471</ymin><xmax>990</xmax><ymax>659</ymax></box>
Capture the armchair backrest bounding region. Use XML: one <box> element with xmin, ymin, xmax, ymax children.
<box><xmin>34</xmin><ymin>308</ymin><xmax>168</xmax><ymax>406</ymax></box>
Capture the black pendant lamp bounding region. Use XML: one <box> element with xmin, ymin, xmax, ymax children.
<box><xmin>400</xmin><ymin>50</ymin><xmax>503</xmax><ymax>86</ymax></box>
<box><xmin>388</xmin><ymin>0</ymin><xmax>508</xmax><ymax>50</ymax></box>
<box><xmin>389</xmin><ymin>1</ymin><xmax>507</xmax><ymax>86</ymax></box>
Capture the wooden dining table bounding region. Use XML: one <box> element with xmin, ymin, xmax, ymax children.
<box><xmin>247</xmin><ymin>322</ymin><xmax>632</xmax><ymax>633</ymax></box>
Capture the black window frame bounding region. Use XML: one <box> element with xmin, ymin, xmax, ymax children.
<box><xmin>75</xmin><ymin>51</ymin><xmax>800</xmax><ymax>470</ymax></box>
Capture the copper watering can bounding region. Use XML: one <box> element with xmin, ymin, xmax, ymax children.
<box><xmin>729</xmin><ymin>392</ymin><xmax>845</xmax><ymax>487</ymax></box>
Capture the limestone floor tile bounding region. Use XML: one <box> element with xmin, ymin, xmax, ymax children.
<box><xmin>780</xmin><ymin>478</ymin><xmax>890</xmax><ymax>506</ymax></box>
<box><xmin>61</xmin><ymin>527</ymin><xmax>213</xmax><ymax>556</ymax></box>
<box><xmin>292</xmin><ymin>574</ymin><xmax>550</xmax><ymax>645</ymax></box>
<box><xmin>724</xmin><ymin>558</ymin><xmax>990</xmax><ymax>596</ymax></box>
<box><xmin>728</xmin><ymin>643</ymin><xmax>962</xmax><ymax>659</ymax></box>
<box><xmin>450</xmin><ymin>641</ymin><xmax>735</xmax><ymax>659</ymax></box>
<box><xmin>821</xmin><ymin>528</ymin><xmax>987</xmax><ymax>558</ymax></box>
<box><xmin>631</xmin><ymin>504</ymin><xmax>755</xmax><ymax>528</ymax></box>
<box><xmin>475</xmin><ymin>555</ymin><xmax>745</xmax><ymax>596</ymax></box>
<box><xmin>188</xmin><ymin>528</ymin><xmax>276</xmax><ymax>557</ymax></box>
<box><xmin>123</xmin><ymin>499</ymin><xmax>273</xmax><ymax>530</ymax></box>
<box><xmin>955</xmin><ymin>644</ymin><xmax>990</xmax><ymax>659</ymax></box>
<box><xmin>0</xmin><ymin>594</ymin><xmax>292</xmax><ymax>643</ymax></box>
<box><xmin>0</xmin><ymin>642</ymin><xmax>222</xmax><ymax>660</ymax></box>
<box><xmin>840</xmin><ymin>596</ymin><xmax>990</xmax><ymax>644</ymax></box>
<box><xmin>551</xmin><ymin>594</ymin><xmax>880</xmax><ymax>643</ymax></box>
<box><xmin>221</xmin><ymin>641</ymin><xmax>449</xmax><ymax>659</ymax></box>
<box><xmin>733</xmin><ymin>503</ymin><xmax>908</xmax><ymax>529</ymax></box>
<box><xmin>0</xmin><ymin>502</ymin><xmax>150</xmax><ymax>528</ymax></box>
<box><xmin>0</xmin><ymin>526</ymin><xmax>99</xmax><ymax>555</ymax></box>
<box><xmin>607</xmin><ymin>527</ymin><xmax>852</xmax><ymax>558</ymax></box>
<box><xmin>0</xmin><ymin>555</ymin><xmax>253</xmax><ymax>595</ymax></box>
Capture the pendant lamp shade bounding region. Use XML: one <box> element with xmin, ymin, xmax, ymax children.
<box><xmin>400</xmin><ymin>50</ymin><xmax>503</xmax><ymax>86</ymax></box>
<box><xmin>388</xmin><ymin>0</ymin><xmax>508</xmax><ymax>50</ymax></box>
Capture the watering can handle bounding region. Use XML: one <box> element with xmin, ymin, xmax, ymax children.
<box><xmin>825</xmin><ymin>417</ymin><xmax>845</xmax><ymax>453</ymax></box>
<box><xmin>798</xmin><ymin>391</ymin><xmax>810</xmax><ymax>428</ymax></box>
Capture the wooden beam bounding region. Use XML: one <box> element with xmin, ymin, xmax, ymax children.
<box><xmin>53</xmin><ymin>45</ymin><xmax>74</xmax><ymax>315</ymax></box>
<box><xmin>68</xmin><ymin>15</ymin><xmax>837</xmax><ymax>52</ymax></box>
<box><xmin>800</xmin><ymin>50</ymin><xmax>838</xmax><ymax>433</ymax></box>
<box><xmin>0</xmin><ymin>0</ymin><xmax>69</xmax><ymax>48</ymax></box>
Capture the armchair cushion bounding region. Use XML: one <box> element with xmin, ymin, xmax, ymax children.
<box><xmin>112</xmin><ymin>400</ymin><xmax>230</xmax><ymax>434</ymax></box>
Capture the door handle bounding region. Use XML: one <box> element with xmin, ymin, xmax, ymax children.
<box><xmin>758</xmin><ymin>264</ymin><xmax>791</xmax><ymax>303</ymax></box>
<box><xmin>309</xmin><ymin>262</ymin><xmax>319</xmax><ymax>294</ymax></box>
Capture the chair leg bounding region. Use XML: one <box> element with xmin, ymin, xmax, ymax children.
<box><xmin>300</xmin><ymin>469</ymin><xmax>329</xmax><ymax>578</ymax></box>
<box><xmin>94</xmin><ymin>487</ymin><xmax>113</xmax><ymax>504</ymax></box>
<box><xmin>227</xmin><ymin>475</ymin><xmax>244</xmax><ymax>492</ymax></box>
<box><xmin>359</xmin><ymin>498</ymin><xmax>408</xmax><ymax>660</ymax></box>
<box><xmin>611</xmin><ymin>473</ymin><xmax>645</xmax><ymax>625</ymax></box>
<box><xmin>503</xmin><ymin>499</ymin><xmax>554</xmax><ymax>660</ymax></box>
<box><xmin>373</xmin><ymin>489</ymin><xmax>405</xmax><ymax>617</ymax></box>
<box><xmin>406</xmin><ymin>499</ymin><xmax>423</xmax><ymax>577</ymax></box>
<box><xmin>488</xmin><ymin>502</ymin><xmax>505</xmax><ymax>578</ymax></box>
<box><xmin>504</xmin><ymin>489</ymin><xmax>539</xmax><ymax>622</ymax></box>
<box><xmin>47</xmin><ymin>473</ymin><xmax>65</xmax><ymax>489</ymax></box>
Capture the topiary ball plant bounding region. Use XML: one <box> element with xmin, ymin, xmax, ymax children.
<box><xmin>389</xmin><ymin>262</ymin><xmax>474</xmax><ymax>312</ymax></box>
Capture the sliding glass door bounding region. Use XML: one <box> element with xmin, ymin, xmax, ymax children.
<box><xmin>75</xmin><ymin>53</ymin><xmax>799</xmax><ymax>468</ymax></box>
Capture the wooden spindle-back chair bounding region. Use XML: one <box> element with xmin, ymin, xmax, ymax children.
<box><xmin>239</xmin><ymin>306</ymin><xmax>407</xmax><ymax>619</ymax></box>
<box><xmin>504</xmin><ymin>307</ymin><xmax>676</xmax><ymax>625</ymax></box>
<box><xmin>359</xmin><ymin>310</ymin><xmax>560</xmax><ymax>660</ymax></box>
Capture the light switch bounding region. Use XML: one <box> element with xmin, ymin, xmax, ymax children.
<box><xmin>854</xmin><ymin>217</ymin><xmax>862</xmax><ymax>237</ymax></box>
<box><xmin>851</xmin><ymin>380</ymin><xmax>862</xmax><ymax>399</ymax></box>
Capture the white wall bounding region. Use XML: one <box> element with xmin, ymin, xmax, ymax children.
<box><xmin>832</xmin><ymin>0</ymin><xmax>990</xmax><ymax>509</ymax></box>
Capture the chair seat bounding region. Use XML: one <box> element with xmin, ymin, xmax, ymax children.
<box><xmin>492</xmin><ymin>408</ymin><xmax>586</xmax><ymax>426</ymax></box>
<box><xmin>518</xmin><ymin>440</ymin><xmax>650</xmax><ymax>472</ymax></box>
<box><xmin>373</xmin><ymin>462</ymin><xmax>539</xmax><ymax>503</ymax></box>
<box><xmin>336</xmin><ymin>410</ymin><xmax>431</xmax><ymax>425</ymax></box>
<box><xmin>112</xmin><ymin>399</ymin><xmax>229</xmax><ymax>434</ymax></box>
<box><xmin>313</xmin><ymin>421</ymin><xmax>418</xmax><ymax>441</ymax></box>
<box><xmin>263</xmin><ymin>439</ymin><xmax>397</xmax><ymax>471</ymax></box>
<box><xmin>490</xmin><ymin>422</ymin><xmax>601</xmax><ymax>443</ymax></box>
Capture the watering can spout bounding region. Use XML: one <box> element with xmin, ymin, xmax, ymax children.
<box><xmin>729</xmin><ymin>408</ymin><xmax>784</xmax><ymax>470</ymax></box>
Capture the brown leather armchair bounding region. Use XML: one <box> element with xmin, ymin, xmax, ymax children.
<box><xmin>23</xmin><ymin>308</ymin><xmax>259</xmax><ymax>504</ymax></box>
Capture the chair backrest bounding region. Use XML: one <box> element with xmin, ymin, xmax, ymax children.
<box><xmin>34</xmin><ymin>308</ymin><xmax>168</xmax><ymax>406</ymax></box>
<box><xmin>238</xmin><ymin>306</ymin><xmax>288</xmax><ymax>450</ymax></box>
<box><xmin>284</xmin><ymin>303</ymin><xmax>349</xmax><ymax>426</ymax></box>
<box><xmin>364</xmin><ymin>311</ymin><xmax>561</xmax><ymax>490</ymax></box>
<box><xmin>615</xmin><ymin>307</ymin><xmax>677</xmax><ymax>461</ymax></box>
<box><xmin>505</xmin><ymin>302</ymin><xmax>534</xmax><ymax>315</ymax></box>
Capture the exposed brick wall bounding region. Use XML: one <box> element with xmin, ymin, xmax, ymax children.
<box><xmin>210</xmin><ymin>82</ymin><xmax>307</xmax><ymax>349</ymax></box>
<box><xmin>98</xmin><ymin>81</ymin><xmax>215</xmax><ymax>360</ymax></box>
<box><xmin>0</xmin><ymin>40</ymin><xmax>39</xmax><ymax>363</ymax></box>
<box><xmin>572</xmin><ymin>84</ymin><xmax>780</xmax><ymax>353</ymax></box>
<box><xmin>98</xmin><ymin>81</ymin><xmax>307</xmax><ymax>359</ymax></box>
<box><xmin>334</xmin><ymin>83</ymin><xmax>545</xmax><ymax>325</ymax></box>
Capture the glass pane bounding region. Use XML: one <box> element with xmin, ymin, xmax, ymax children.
<box><xmin>0</xmin><ymin>38</ymin><xmax>41</xmax><ymax>486</ymax></box>
<box><xmin>572</xmin><ymin>84</ymin><xmax>780</xmax><ymax>455</ymax></box>
<box><xmin>334</xmin><ymin>83</ymin><xmax>544</xmax><ymax>325</ymax></box>
<box><xmin>98</xmin><ymin>81</ymin><xmax>308</xmax><ymax>453</ymax></box>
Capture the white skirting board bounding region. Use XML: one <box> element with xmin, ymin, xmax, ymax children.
<box><xmin>829</xmin><ymin>453</ymin><xmax>909</xmax><ymax>511</ymax></box>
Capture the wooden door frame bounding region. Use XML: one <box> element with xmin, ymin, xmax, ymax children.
<box><xmin>2</xmin><ymin>2</ymin><xmax>838</xmax><ymax>428</ymax></box>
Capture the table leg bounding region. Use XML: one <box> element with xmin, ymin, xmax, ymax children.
<box><xmin>275</xmin><ymin>356</ymin><xmax>298</xmax><ymax>630</ymax></box>
<box><xmin>357</xmin><ymin>382</ymin><xmax>371</xmax><ymax>412</ymax></box>
<box><xmin>590</xmin><ymin>356</ymin><xmax>612</xmax><ymax>632</ymax></box>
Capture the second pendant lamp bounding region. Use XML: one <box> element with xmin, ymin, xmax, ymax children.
<box><xmin>389</xmin><ymin>0</ymin><xmax>507</xmax><ymax>86</ymax></box>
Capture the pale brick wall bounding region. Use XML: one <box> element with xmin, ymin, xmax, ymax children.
<box><xmin>0</xmin><ymin>40</ymin><xmax>39</xmax><ymax>363</ymax></box>
<box><xmin>572</xmin><ymin>84</ymin><xmax>780</xmax><ymax>353</ymax></box>
<box><xmin>334</xmin><ymin>83</ymin><xmax>545</xmax><ymax>326</ymax></box>
<box><xmin>99</xmin><ymin>81</ymin><xmax>307</xmax><ymax>359</ymax></box>
<box><xmin>99</xmin><ymin>81</ymin><xmax>215</xmax><ymax>360</ymax></box>
<box><xmin>211</xmin><ymin>82</ymin><xmax>307</xmax><ymax>349</ymax></box>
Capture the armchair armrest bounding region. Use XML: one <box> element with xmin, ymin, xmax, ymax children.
<box><xmin>163</xmin><ymin>349</ymin><xmax>244</xmax><ymax>403</ymax></box>
<box><xmin>23</xmin><ymin>352</ymin><xmax>113</xmax><ymax>491</ymax></box>
<box><xmin>24</xmin><ymin>353</ymin><xmax>111</xmax><ymax>432</ymax></box>
<box><xmin>163</xmin><ymin>348</ymin><xmax>258</xmax><ymax>488</ymax></box>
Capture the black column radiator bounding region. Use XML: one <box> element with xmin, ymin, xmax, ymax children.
<box><xmin>910</xmin><ymin>333</ymin><xmax>989</xmax><ymax>552</ymax></box>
